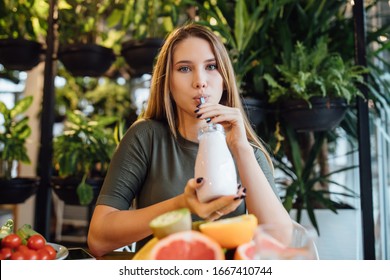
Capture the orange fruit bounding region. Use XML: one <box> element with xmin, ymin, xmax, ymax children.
<box><xmin>199</xmin><ymin>214</ymin><xmax>258</xmax><ymax>249</ymax></box>
<box><xmin>234</xmin><ymin>241</ymin><xmax>255</xmax><ymax>260</ymax></box>
<box><xmin>149</xmin><ymin>230</ymin><xmax>225</xmax><ymax>260</ymax></box>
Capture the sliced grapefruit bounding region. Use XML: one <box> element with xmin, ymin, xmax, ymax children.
<box><xmin>132</xmin><ymin>237</ymin><xmax>159</xmax><ymax>260</ymax></box>
<box><xmin>149</xmin><ymin>230</ymin><xmax>225</xmax><ymax>260</ymax></box>
<box><xmin>234</xmin><ymin>241</ymin><xmax>255</xmax><ymax>260</ymax></box>
<box><xmin>149</xmin><ymin>208</ymin><xmax>192</xmax><ymax>239</ymax></box>
<box><xmin>199</xmin><ymin>214</ymin><xmax>258</xmax><ymax>249</ymax></box>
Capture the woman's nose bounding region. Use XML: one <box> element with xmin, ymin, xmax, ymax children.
<box><xmin>193</xmin><ymin>70</ymin><xmax>207</xmax><ymax>89</ymax></box>
<box><xmin>193</xmin><ymin>80</ymin><xmax>207</xmax><ymax>88</ymax></box>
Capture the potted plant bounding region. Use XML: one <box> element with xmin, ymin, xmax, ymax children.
<box><xmin>263</xmin><ymin>38</ymin><xmax>369</xmax><ymax>132</ymax></box>
<box><xmin>57</xmin><ymin>0</ymin><xmax>123</xmax><ymax>77</ymax></box>
<box><xmin>0</xmin><ymin>0</ymin><xmax>48</xmax><ymax>71</ymax></box>
<box><xmin>52</xmin><ymin>110</ymin><xmax>118</xmax><ymax>206</ymax></box>
<box><xmin>0</xmin><ymin>95</ymin><xmax>39</xmax><ymax>204</ymax></box>
<box><xmin>120</xmin><ymin>0</ymin><xmax>187</xmax><ymax>77</ymax></box>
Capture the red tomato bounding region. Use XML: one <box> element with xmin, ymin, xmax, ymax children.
<box><xmin>37</xmin><ymin>248</ymin><xmax>51</xmax><ymax>260</ymax></box>
<box><xmin>0</xmin><ymin>253</ymin><xmax>6</xmax><ymax>260</ymax></box>
<box><xmin>10</xmin><ymin>251</ymin><xmax>25</xmax><ymax>260</ymax></box>
<box><xmin>0</xmin><ymin>247</ymin><xmax>12</xmax><ymax>259</ymax></box>
<box><xmin>17</xmin><ymin>244</ymin><xmax>30</xmax><ymax>253</ymax></box>
<box><xmin>1</xmin><ymin>234</ymin><xmax>22</xmax><ymax>249</ymax></box>
<box><xmin>22</xmin><ymin>249</ymin><xmax>39</xmax><ymax>260</ymax></box>
<box><xmin>27</xmin><ymin>235</ymin><xmax>46</xmax><ymax>250</ymax></box>
<box><xmin>43</xmin><ymin>244</ymin><xmax>57</xmax><ymax>260</ymax></box>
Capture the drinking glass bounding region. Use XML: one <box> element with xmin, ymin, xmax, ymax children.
<box><xmin>253</xmin><ymin>222</ymin><xmax>318</xmax><ymax>260</ymax></box>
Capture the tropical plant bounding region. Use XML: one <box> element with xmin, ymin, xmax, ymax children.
<box><xmin>120</xmin><ymin>0</ymin><xmax>186</xmax><ymax>41</ymax></box>
<box><xmin>263</xmin><ymin>38</ymin><xmax>369</xmax><ymax>106</ymax></box>
<box><xmin>57</xmin><ymin>0</ymin><xmax>124</xmax><ymax>48</ymax></box>
<box><xmin>52</xmin><ymin>110</ymin><xmax>118</xmax><ymax>205</ymax></box>
<box><xmin>275</xmin><ymin>126</ymin><xmax>358</xmax><ymax>234</ymax></box>
<box><xmin>0</xmin><ymin>0</ymin><xmax>48</xmax><ymax>40</ymax></box>
<box><xmin>0</xmin><ymin>95</ymin><xmax>33</xmax><ymax>180</ymax></box>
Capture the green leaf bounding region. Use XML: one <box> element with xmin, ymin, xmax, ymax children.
<box><xmin>10</xmin><ymin>96</ymin><xmax>33</xmax><ymax>119</ymax></box>
<box><xmin>76</xmin><ymin>182</ymin><xmax>93</xmax><ymax>206</ymax></box>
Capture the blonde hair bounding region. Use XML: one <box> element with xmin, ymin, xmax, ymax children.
<box><xmin>142</xmin><ymin>23</ymin><xmax>273</xmax><ymax>168</ymax></box>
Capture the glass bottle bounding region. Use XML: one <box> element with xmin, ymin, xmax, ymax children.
<box><xmin>194</xmin><ymin>123</ymin><xmax>237</xmax><ymax>203</ymax></box>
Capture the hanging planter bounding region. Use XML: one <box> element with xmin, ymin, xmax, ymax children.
<box><xmin>280</xmin><ymin>97</ymin><xmax>348</xmax><ymax>132</ymax></box>
<box><xmin>0</xmin><ymin>39</ymin><xmax>44</xmax><ymax>71</ymax></box>
<box><xmin>241</xmin><ymin>97</ymin><xmax>266</xmax><ymax>129</ymax></box>
<box><xmin>0</xmin><ymin>177</ymin><xmax>39</xmax><ymax>204</ymax></box>
<box><xmin>121</xmin><ymin>38</ymin><xmax>164</xmax><ymax>77</ymax></box>
<box><xmin>58</xmin><ymin>43</ymin><xmax>116</xmax><ymax>77</ymax></box>
<box><xmin>51</xmin><ymin>176</ymin><xmax>104</xmax><ymax>206</ymax></box>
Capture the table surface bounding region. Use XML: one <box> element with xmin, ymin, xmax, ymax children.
<box><xmin>95</xmin><ymin>251</ymin><xmax>136</xmax><ymax>260</ymax></box>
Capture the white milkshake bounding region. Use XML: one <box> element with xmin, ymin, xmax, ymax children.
<box><xmin>195</xmin><ymin>123</ymin><xmax>237</xmax><ymax>203</ymax></box>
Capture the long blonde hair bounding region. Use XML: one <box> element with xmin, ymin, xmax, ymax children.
<box><xmin>142</xmin><ymin>23</ymin><xmax>273</xmax><ymax>168</ymax></box>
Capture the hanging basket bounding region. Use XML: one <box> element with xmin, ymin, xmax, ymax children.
<box><xmin>58</xmin><ymin>43</ymin><xmax>116</xmax><ymax>77</ymax></box>
<box><xmin>280</xmin><ymin>97</ymin><xmax>348</xmax><ymax>132</ymax></box>
<box><xmin>0</xmin><ymin>177</ymin><xmax>39</xmax><ymax>204</ymax></box>
<box><xmin>121</xmin><ymin>38</ymin><xmax>164</xmax><ymax>77</ymax></box>
<box><xmin>51</xmin><ymin>176</ymin><xmax>104</xmax><ymax>206</ymax></box>
<box><xmin>241</xmin><ymin>97</ymin><xmax>266</xmax><ymax>129</ymax></box>
<box><xmin>0</xmin><ymin>39</ymin><xmax>44</xmax><ymax>71</ymax></box>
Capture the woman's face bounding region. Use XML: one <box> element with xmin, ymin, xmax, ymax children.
<box><xmin>170</xmin><ymin>36</ymin><xmax>224</xmax><ymax>122</ymax></box>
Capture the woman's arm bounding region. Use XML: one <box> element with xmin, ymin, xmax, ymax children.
<box><xmin>88</xmin><ymin>178</ymin><xmax>245</xmax><ymax>257</ymax></box>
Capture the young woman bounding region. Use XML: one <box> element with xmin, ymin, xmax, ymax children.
<box><xmin>87</xmin><ymin>23</ymin><xmax>292</xmax><ymax>257</ymax></box>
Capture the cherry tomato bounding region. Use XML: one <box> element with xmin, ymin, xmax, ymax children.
<box><xmin>43</xmin><ymin>244</ymin><xmax>57</xmax><ymax>260</ymax></box>
<box><xmin>37</xmin><ymin>248</ymin><xmax>51</xmax><ymax>260</ymax></box>
<box><xmin>27</xmin><ymin>234</ymin><xmax>46</xmax><ymax>250</ymax></box>
<box><xmin>1</xmin><ymin>234</ymin><xmax>22</xmax><ymax>249</ymax></box>
<box><xmin>0</xmin><ymin>253</ymin><xmax>6</xmax><ymax>260</ymax></box>
<box><xmin>22</xmin><ymin>249</ymin><xmax>38</xmax><ymax>260</ymax></box>
<box><xmin>10</xmin><ymin>251</ymin><xmax>25</xmax><ymax>260</ymax></box>
<box><xmin>17</xmin><ymin>244</ymin><xmax>30</xmax><ymax>253</ymax></box>
<box><xmin>0</xmin><ymin>247</ymin><xmax>12</xmax><ymax>259</ymax></box>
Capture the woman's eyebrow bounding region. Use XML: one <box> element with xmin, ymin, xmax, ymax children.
<box><xmin>174</xmin><ymin>58</ymin><xmax>216</xmax><ymax>65</ymax></box>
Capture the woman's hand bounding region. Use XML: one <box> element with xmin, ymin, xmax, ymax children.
<box><xmin>182</xmin><ymin>177</ymin><xmax>246</xmax><ymax>221</ymax></box>
<box><xmin>196</xmin><ymin>103</ymin><xmax>250</xmax><ymax>153</ymax></box>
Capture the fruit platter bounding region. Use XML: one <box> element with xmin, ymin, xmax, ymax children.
<box><xmin>133</xmin><ymin>208</ymin><xmax>258</xmax><ymax>260</ymax></box>
<box><xmin>0</xmin><ymin>219</ymin><xmax>68</xmax><ymax>260</ymax></box>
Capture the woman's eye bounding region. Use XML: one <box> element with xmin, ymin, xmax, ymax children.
<box><xmin>206</xmin><ymin>64</ymin><xmax>218</xmax><ymax>70</ymax></box>
<box><xmin>178</xmin><ymin>66</ymin><xmax>190</xmax><ymax>72</ymax></box>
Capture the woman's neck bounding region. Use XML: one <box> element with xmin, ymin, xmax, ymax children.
<box><xmin>177</xmin><ymin>114</ymin><xmax>204</xmax><ymax>143</ymax></box>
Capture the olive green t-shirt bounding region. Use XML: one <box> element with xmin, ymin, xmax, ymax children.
<box><xmin>96</xmin><ymin>119</ymin><xmax>277</xmax><ymax>249</ymax></box>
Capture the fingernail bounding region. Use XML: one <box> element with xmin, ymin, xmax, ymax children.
<box><xmin>196</xmin><ymin>177</ymin><xmax>203</xmax><ymax>183</ymax></box>
<box><xmin>196</xmin><ymin>104</ymin><xmax>201</xmax><ymax>108</ymax></box>
<box><xmin>206</xmin><ymin>118</ymin><xmax>212</xmax><ymax>123</ymax></box>
<box><xmin>240</xmin><ymin>194</ymin><xmax>246</xmax><ymax>199</ymax></box>
<box><xmin>237</xmin><ymin>184</ymin><xmax>242</xmax><ymax>190</ymax></box>
<box><xmin>194</xmin><ymin>108</ymin><xmax>200</xmax><ymax>113</ymax></box>
<box><xmin>233</xmin><ymin>196</ymin><xmax>241</xmax><ymax>200</ymax></box>
<box><xmin>196</xmin><ymin>114</ymin><xmax>202</xmax><ymax>118</ymax></box>
<box><xmin>243</xmin><ymin>187</ymin><xmax>247</xmax><ymax>193</ymax></box>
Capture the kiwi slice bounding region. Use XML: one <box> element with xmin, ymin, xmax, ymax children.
<box><xmin>149</xmin><ymin>208</ymin><xmax>192</xmax><ymax>239</ymax></box>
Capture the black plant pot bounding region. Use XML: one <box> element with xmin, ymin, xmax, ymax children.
<box><xmin>51</xmin><ymin>176</ymin><xmax>104</xmax><ymax>206</ymax></box>
<box><xmin>0</xmin><ymin>177</ymin><xmax>39</xmax><ymax>204</ymax></box>
<box><xmin>0</xmin><ymin>39</ymin><xmax>44</xmax><ymax>71</ymax></box>
<box><xmin>58</xmin><ymin>43</ymin><xmax>116</xmax><ymax>77</ymax></box>
<box><xmin>280</xmin><ymin>97</ymin><xmax>348</xmax><ymax>132</ymax></box>
<box><xmin>121</xmin><ymin>38</ymin><xmax>164</xmax><ymax>77</ymax></box>
<box><xmin>242</xmin><ymin>97</ymin><xmax>266</xmax><ymax>128</ymax></box>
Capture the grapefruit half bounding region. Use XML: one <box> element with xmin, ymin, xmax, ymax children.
<box><xmin>199</xmin><ymin>214</ymin><xmax>258</xmax><ymax>249</ymax></box>
<box><xmin>234</xmin><ymin>241</ymin><xmax>255</xmax><ymax>260</ymax></box>
<box><xmin>149</xmin><ymin>230</ymin><xmax>225</xmax><ymax>260</ymax></box>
